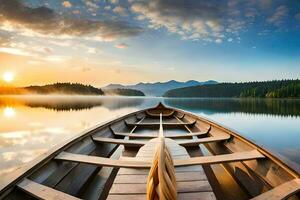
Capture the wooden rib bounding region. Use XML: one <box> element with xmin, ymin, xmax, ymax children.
<box><xmin>55</xmin><ymin>150</ymin><xmax>264</xmax><ymax>169</ymax></box>
<box><xmin>114</xmin><ymin>131</ymin><xmax>208</xmax><ymax>139</ymax></box>
<box><xmin>173</xmin><ymin>150</ymin><xmax>265</xmax><ymax>166</ymax></box>
<box><xmin>55</xmin><ymin>152</ymin><xmax>151</xmax><ymax>168</ymax></box>
<box><xmin>93</xmin><ymin>137</ymin><xmax>147</xmax><ymax>147</ymax></box>
<box><xmin>177</xmin><ymin>135</ymin><xmax>230</xmax><ymax>147</ymax></box>
<box><xmin>17</xmin><ymin>178</ymin><xmax>81</xmax><ymax>200</ymax></box>
<box><xmin>250</xmin><ymin>179</ymin><xmax>300</xmax><ymax>200</ymax></box>
<box><xmin>125</xmin><ymin>121</ymin><xmax>196</xmax><ymax>127</ymax></box>
<box><xmin>145</xmin><ymin>110</ymin><xmax>175</xmax><ymax>117</ymax></box>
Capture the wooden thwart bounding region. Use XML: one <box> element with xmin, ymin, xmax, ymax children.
<box><xmin>125</xmin><ymin>121</ymin><xmax>196</xmax><ymax>127</ymax></box>
<box><xmin>92</xmin><ymin>136</ymin><xmax>229</xmax><ymax>147</ymax></box>
<box><xmin>173</xmin><ymin>150</ymin><xmax>264</xmax><ymax>166</ymax></box>
<box><xmin>17</xmin><ymin>178</ymin><xmax>81</xmax><ymax>200</ymax></box>
<box><xmin>177</xmin><ymin>135</ymin><xmax>230</xmax><ymax>147</ymax></box>
<box><xmin>55</xmin><ymin>152</ymin><xmax>151</xmax><ymax>168</ymax></box>
<box><xmin>250</xmin><ymin>179</ymin><xmax>300</xmax><ymax>200</ymax></box>
<box><xmin>93</xmin><ymin>137</ymin><xmax>147</xmax><ymax>147</ymax></box>
<box><xmin>114</xmin><ymin>130</ymin><xmax>209</xmax><ymax>138</ymax></box>
<box><xmin>54</xmin><ymin>150</ymin><xmax>264</xmax><ymax>168</ymax></box>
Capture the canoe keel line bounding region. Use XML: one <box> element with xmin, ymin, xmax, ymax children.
<box><xmin>0</xmin><ymin>103</ymin><xmax>300</xmax><ymax>200</ymax></box>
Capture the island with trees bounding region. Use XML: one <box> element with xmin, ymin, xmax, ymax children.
<box><xmin>103</xmin><ymin>88</ymin><xmax>145</xmax><ymax>96</ymax></box>
<box><xmin>0</xmin><ymin>83</ymin><xmax>104</xmax><ymax>95</ymax></box>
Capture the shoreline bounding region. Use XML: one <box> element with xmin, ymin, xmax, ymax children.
<box><xmin>0</xmin><ymin>94</ymin><xmax>299</xmax><ymax>100</ymax></box>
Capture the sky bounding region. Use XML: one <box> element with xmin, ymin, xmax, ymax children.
<box><xmin>0</xmin><ymin>0</ymin><xmax>299</xmax><ymax>87</ymax></box>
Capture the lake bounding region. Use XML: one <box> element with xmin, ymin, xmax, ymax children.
<box><xmin>0</xmin><ymin>95</ymin><xmax>300</xmax><ymax>176</ymax></box>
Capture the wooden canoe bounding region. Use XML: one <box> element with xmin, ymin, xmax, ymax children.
<box><xmin>0</xmin><ymin>102</ymin><xmax>299</xmax><ymax>200</ymax></box>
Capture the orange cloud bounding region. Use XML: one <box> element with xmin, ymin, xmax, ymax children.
<box><xmin>62</xmin><ymin>1</ymin><xmax>72</xmax><ymax>8</ymax></box>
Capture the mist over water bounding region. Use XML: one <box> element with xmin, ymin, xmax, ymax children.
<box><xmin>0</xmin><ymin>95</ymin><xmax>299</xmax><ymax>175</ymax></box>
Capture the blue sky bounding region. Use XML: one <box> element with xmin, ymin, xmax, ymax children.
<box><xmin>0</xmin><ymin>0</ymin><xmax>299</xmax><ymax>86</ymax></box>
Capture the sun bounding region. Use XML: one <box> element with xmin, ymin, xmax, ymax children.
<box><xmin>3</xmin><ymin>71</ymin><xmax>15</xmax><ymax>83</ymax></box>
<box><xmin>3</xmin><ymin>107</ymin><xmax>16</xmax><ymax>118</ymax></box>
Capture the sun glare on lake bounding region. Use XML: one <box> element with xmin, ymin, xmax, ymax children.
<box><xmin>2</xmin><ymin>71</ymin><xmax>15</xmax><ymax>83</ymax></box>
<box><xmin>3</xmin><ymin>107</ymin><xmax>16</xmax><ymax>118</ymax></box>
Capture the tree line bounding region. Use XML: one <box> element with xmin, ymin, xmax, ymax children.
<box><xmin>164</xmin><ymin>80</ymin><xmax>300</xmax><ymax>98</ymax></box>
<box><xmin>103</xmin><ymin>88</ymin><xmax>145</xmax><ymax>96</ymax></box>
<box><xmin>0</xmin><ymin>83</ymin><xmax>104</xmax><ymax>95</ymax></box>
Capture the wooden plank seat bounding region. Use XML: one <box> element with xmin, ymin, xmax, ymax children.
<box><xmin>55</xmin><ymin>152</ymin><xmax>151</xmax><ymax>168</ymax></box>
<box><xmin>17</xmin><ymin>178</ymin><xmax>81</xmax><ymax>200</ymax></box>
<box><xmin>125</xmin><ymin>120</ymin><xmax>196</xmax><ymax>128</ymax></box>
<box><xmin>55</xmin><ymin>150</ymin><xmax>264</xmax><ymax>168</ymax></box>
<box><xmin>92</xmin><ymin>135</ymin><xmax>230</xmax><ymax>147</ymax></box>
<box><xmin>113</xmin><ymin>127</ymin><xmax>210</xmax><ymax>139</ymax></box>
<box><xmin>176</xmin><ymin>134</ymin><xmax>231</xmax><ymax>147</ymax></box>
<box><xmin>93</xmin><ymin>137</ymin><xmax>147</xmax><ymax>147</ymax></box>
<box><xmin>250</xmin><ymin>179</ymin><xmax>300</xmax><ymax>200</ymax></box>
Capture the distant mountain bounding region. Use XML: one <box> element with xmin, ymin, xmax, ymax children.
<box><xmin>104</xmin><ymin>84</ymin><xmax>126</xmax><ymax>90</ymax></box>
<box><xmin>163</xmin><ymin>80</ymin><xmax>300</xmax><ymax>98</ymax></box>
<box><xmin>103</xmin><ymin>88</ymin><xmax>145</xmax><ymax>96</ymax></box>
<box><xmin>102</xmin><ymin>80</ymin><xmax>218</xmax><ymax>96</ymax></box>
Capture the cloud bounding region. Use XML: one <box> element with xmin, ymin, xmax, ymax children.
<box><xmin>0</xmin><ymin>0</ymin><xmax>143</xmax><ymax>41</ymax></box>
<box><xmin>215</xmin><ymin>38</ymin><xmax>222</xmax><ymax>43</ymax></box>
<box><xmin>84</xmin><ymin>0</ymin><xmax>100</xmax><ymax>13</ymax></box>
<box><xmin>129</xmin><ymin>0</ymin><xmax>297</xmax><ymax>42</ymax></box>
<box><xmin>131</xmin><ymin>0</ymin><xmax>227</xmax><ymax>41</ymax></box>
<box><xmin>0</xmin><ymin>31</ymin><xmax>12</xmax><ymax>46</ymax></box>
<box><xmin>62</xmin><ymin>1</ymin><xmax>72</xmax><ymax>8</ymax></box>
<box><xmin>110</xmin><ymin>0</ymin><xmax>119</xmax><ymax>4</ymax></box>
<box><xmin>113</xmin><ymin>6</ymin><xmax>127</xmax><ymax>16</ymax></box>
<box><xmin>87</xmin><ymin>47</ymin><xmax>98</xmax><ymax>54</ymax></box>
<box><xmin>115</xmin><ymin>43</ymin><xmax>129</xmax><ymax>49</ymax></box>
<box><xmin>267</xmin><ymin>5</ymin><xmax>288</xmax><ymax>26</ymax></box>
<box><xmin>0</xmin><ymin>47</ymin><xmax>30</xmax><ymax>56</ymax></box>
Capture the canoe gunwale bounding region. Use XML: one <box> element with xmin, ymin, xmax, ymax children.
<box><xmin>167</xmin><ymin>105</ymin><xmax>300</xmax><ymax>178</ymax></box>
<box><xmin>0</xmin><ymin>107</ymin><xmax>148</xmax><ymax>196</ymax></box>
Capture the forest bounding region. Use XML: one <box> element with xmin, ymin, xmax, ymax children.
<box><xmin>103</xmin><ymin>88</ymin><xmax>145</xmax><ymax>96</ymax></box>
<box><xmin>0</xmin><ymin>83</ymin><xmax>104</xmax><ymax>95</ymax></box>
<box><xmin>164</xmin><ymin>80</ymin><xmax>300</xmax><ymax>98</ymax></box>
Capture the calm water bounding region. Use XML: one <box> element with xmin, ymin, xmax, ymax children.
<box><xmin>0</xmin><ymin>95</ymin><xmax>299</xmax><ymax>176</ymax></box>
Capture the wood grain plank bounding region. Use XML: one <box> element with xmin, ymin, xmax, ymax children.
<box><xmin>125</xmin><ymin>121</ymin><xmax>196</xmax><ymax>128</ymax></box>
<box><xmin>55</xmin><ymin>152</ymin><xmax>151</xmax><ymax>168</ymax></box>
<box><xmin>250</xmin><ymin>179</ymin><xmax>300</xmax><ymax>200</ymax></box>
<box><xmin>109</xmin><ymin>180</ymin><xmax>212</xmax><ymax>194</ymax></box>
<box><xmin>177</xmin><ymin>135</ymin><xmax>230</xmax><ymax>147</ymax></box>
<box><xmin>106</xmin><ymin>192</ymin><xmax>216</xmax><ymax>200</ymax></box>
<box><xmin>173</xmin><ymin>150</ymin><xmax>265</xmax><ymax>166</ymax></box>
<box><xmin>115</xmin><ymin>131</ymin><xmax>207</xmax><ymax>139</ymax></box>
<box><xmin>17</xmin><ymin>179</ymin><xmax>81</xmax><ymax>200</ymax></box>
<box><xmin>114</xmin><ymin>171</ymin><xmax>207</xmax><ymax>184</ymax></box>
<box><xmin>93</xmin><ymin>137</ymin><xmax>147</xmax><ymax>147</ymax></box>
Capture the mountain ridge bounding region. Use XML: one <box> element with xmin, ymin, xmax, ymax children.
<box><xmin>102</xmin><ymin>80</ymin><xmax>218</xmax><ymax>96</ymax></box>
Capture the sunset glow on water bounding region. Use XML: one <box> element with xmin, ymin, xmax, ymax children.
<box><xmin>0</xmin><ymin>96</ymin><xmax>299</xmax><ymax>176</ymax></box>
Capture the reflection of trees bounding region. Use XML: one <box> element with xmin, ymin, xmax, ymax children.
<box><xmin>0</xmin><ymin>96</ymin><xmax>145</xmax><ymax>111</ymax></box>
<box><xmin>164</xmin><ymin>98</ymin><xmax>300</xmax><ymax>117</ymax></box>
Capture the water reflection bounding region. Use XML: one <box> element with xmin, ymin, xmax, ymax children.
<box><xmin>0</xmin><ymin>95</ymin><xmax>145</xmax><ymax>111</ymax></box>
<box><xmin>1</xmin><ymin>96</ymin><xmax>299</xmax><ymax>117</ymax></box>
<box><xmin>164</xmin><ymin>98</ymin><xmax>300</xmax><ymax>117</ymax></box>
<box><xmin>0</xmin><ymin>95</ymin><xmax>299</xmax><ymax>176</ymax></box>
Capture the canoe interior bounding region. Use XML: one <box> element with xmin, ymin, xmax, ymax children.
<box><xmin>0</xmin><ymin>103</ymin><xmax>299</xmax><ymax>200</ymax></box>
